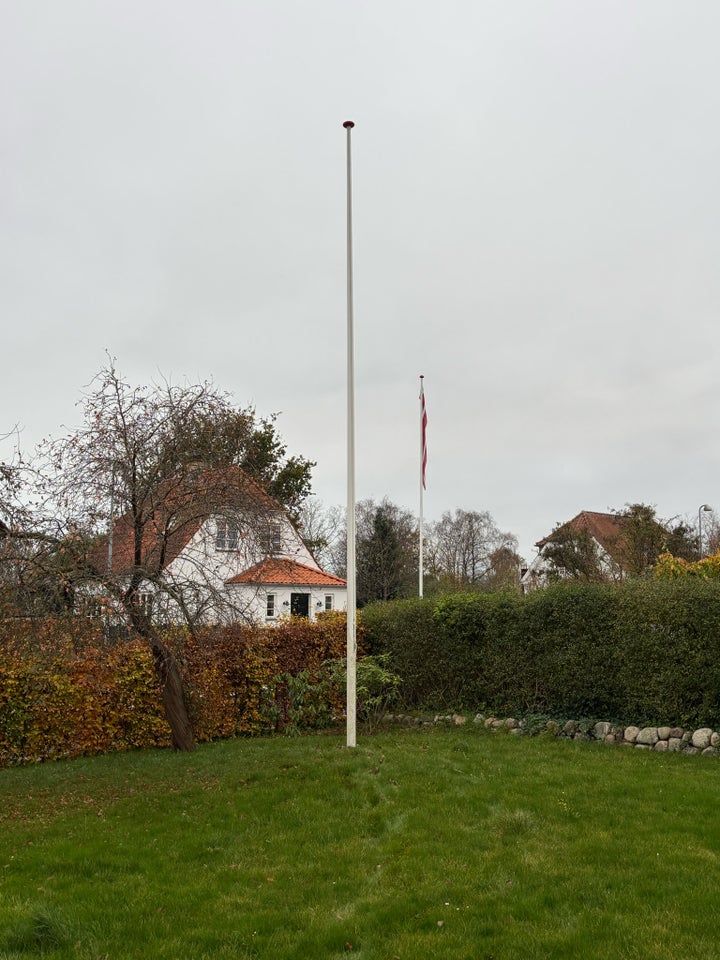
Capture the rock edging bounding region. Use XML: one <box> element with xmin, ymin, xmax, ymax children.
<box><xmin>385</xmin><ymin>713</ymin><xmax>720</xmax><ymax>757</ymax></box>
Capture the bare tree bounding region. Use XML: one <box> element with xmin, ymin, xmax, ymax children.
<box><xmin>8</xmin><ymin>362</ymin><xmax>315</xmax><ymax>750</ymax></box>
<box><xmin>427</xmin><ymin>508</ymin><xmax>518</xmax><ymax>592</ymax></box>
<box><xmin>0</xmin><ymin>437</ymin><xmax>57</xmax><ymax>616</ymax></box>
<box><xmin>296</xmin><ymin>497</ymin><xmax>344</xmax><ymax>573</ymax></box>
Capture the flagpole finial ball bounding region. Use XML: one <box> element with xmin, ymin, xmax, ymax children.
<box><xmin>420</xmin><ymin>374</ymin><xmax>424</xmax><ymax>379</ymax></box>
<box><xmin>343</xmin><ymin>120</ymin><xmax>355</xmax><ymax>128</ymax></box>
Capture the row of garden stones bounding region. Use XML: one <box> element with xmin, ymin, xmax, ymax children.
<box><xmin>481</xmin><ymin>715</ymin><xmax>720</xmax><ymax>756</ymax></box>
<box><xmin>384</xmin><ymin>713</ymin><xmax>720</xmax><ymax>756</ymax></box>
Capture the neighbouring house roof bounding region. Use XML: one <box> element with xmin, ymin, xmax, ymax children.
<box><xmin>87</xmin><ymin>465</ymin><xmax>285</xmax><ymax>577</ymax></box>
<box><xmin>536</xmin><ymin>511</ymin><xmax>630</xmax><ymax>566</ymax></box>
<box><xmin>227</xmin><ymin>558</ymin><xmax>346</xmax><ymax>587</ymax></box>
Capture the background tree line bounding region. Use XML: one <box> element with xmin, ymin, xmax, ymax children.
<box><xmin>300</xmin><ymin>498</ymin><xmax>521</xmax><ymax>606</ymax></box>
<box><xmin>300</xmin><ymin>498</ymin><xmax>712</xmax><ymax>604</ymax></box>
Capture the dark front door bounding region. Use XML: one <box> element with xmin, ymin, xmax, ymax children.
<box><xmin>290</xmin><ymin>593</ymin><xmax>310</xmax><ymax>618</ymax></box>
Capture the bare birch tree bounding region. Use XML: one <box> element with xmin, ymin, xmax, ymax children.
<box><xmin>427</xmin><ymin>509</ymin><xmax>518</xmax><ymax>592</ymax></box>
<box><xmin>296</xmin><ymin>498</ymin><xmax>344</xmax><ymax>573</ymax></box>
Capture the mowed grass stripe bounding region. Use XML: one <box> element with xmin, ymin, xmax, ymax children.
<box><xmin>1</xmin><ymin>727</ymin><xmax>720</xmax><ymax>959</ymax></box>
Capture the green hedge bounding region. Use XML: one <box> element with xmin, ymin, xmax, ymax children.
<box><xmin>363</xmin><ymin>580</ymin><xmax>720</xmax><ymax>727</ymax></box>
<box><xmin>615</xmin><ymin>579</ymin><xmax>720</xmax><ymax>727</ymax></box>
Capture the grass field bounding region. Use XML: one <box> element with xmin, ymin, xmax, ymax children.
<box><xmin>2</xmin><ymin>726</ymin><xmax>720</xmax><ymax>959</ymax></box>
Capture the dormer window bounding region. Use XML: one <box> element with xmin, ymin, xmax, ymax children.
<box><xmin>261</xmin><ymin>523</ymin><xmax>282</xmax><ymax>556</ymax></box>
<box><xmin>216</xmin><ymin>519</ymin><xmax>239</xmax><ymax>551</ymax></box>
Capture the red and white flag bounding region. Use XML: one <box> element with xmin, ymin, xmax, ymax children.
<box><xmin>420</xmin><ymin>377</ymin><xmax>428</xmax><ymax>490</ymax></box>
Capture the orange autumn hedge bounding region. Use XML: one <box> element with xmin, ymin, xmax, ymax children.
<box><xmin>0</xmin><ymin>612</ymin><xmax>354</xmax><ymax>766</ymax></box>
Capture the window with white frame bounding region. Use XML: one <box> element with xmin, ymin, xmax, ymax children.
<box><xmin>324</xmin><ymin>594</ymin><xmax>333</xmax><ymax>611</ymax></box>
<box><xmin>260</xmin><ymin>522</ymin><xmax>282</xmax><ymax>556</ymax></box>
<box><xmin>130</xmin><ymin>592</ymin><xmax>153</xmax><ymax>620</ymax></box>
<box><xmin>76</xmin><ymin>595</ymin><xmax>101</xmax><ymax>618</ymax></box>
<box><xmin>266</xmin><ymin>593</ymin><xmax>276</xmax><ymax>620</ymax></box>
<box><xmin>216</xmin><ymin>518</ymin><xmax>239</xmax><ymax>551</ymax></box>
<box><xmin>139</xmin><ymin>593</ymin><xmax>154</xmax><ymax>619</ymax></box>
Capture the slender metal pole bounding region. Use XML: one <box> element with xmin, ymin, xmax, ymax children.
<box><xmin>699</xmin><ymin>507</ymin><xmax>703</xmax><ymax>559</ymax></box>
<box><xmin>699</xmin><ymin>504</ymin><xmax>711</xmax><ymax>559</ymax></box>
<box><xmin>344</xmin><ymin>120</ymin><xmax>357</xmax><ymax>748</ymax></box>
<box><xmin>419</xmin><ymin>375</ymin><xmax>425</xmax><ymax>598</ymax></box>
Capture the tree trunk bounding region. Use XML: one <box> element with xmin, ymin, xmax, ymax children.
<box><xmin>125</xmin><ymin>598</ymin><xmax>196</xmax><ymax>751</ymax></box>
<box><xmin>150</xmin><ymin>636</ymin><xmax>196</xmax><ymax>752</ymax></box>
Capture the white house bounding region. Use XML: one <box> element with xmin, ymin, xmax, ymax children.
<box><xmin>227</xmin><ymin>557</ymin><xmax>347</xmax><ymax>622</ymax></box>
<box><xmin>520</xmin><ymin>510</ymin><xmax>627</xmax><ymax>592</ymax></box>
<box><xmin>88</xmin><ymin>466</ymin><xmax>347</xmax><ymax>625</ymax></box>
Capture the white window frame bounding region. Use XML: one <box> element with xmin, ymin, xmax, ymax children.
<box><xmin>77</xmin><ymin>594</ymin><xmax>101</xmax><ymax>618</ymax></box>
<box><xmin>132</xmin><ymin>592</ymin><xmax>154</xmax><ymax>620</ymax></box>
<box><xmin>324</xmin><ymin>594</ymin><xmax>333</xmax><ymax>611</ymax></box>
<box><xmin>266</xmin><ymin>593</ymin><xmax>276</xmax><ymax>620</ymax></box>
<box><xmin>216</xmin><ymin>519</ymin><xmax>239</xmax><ymax>552</ymax></box>
<box><xmin>261</xmin><ymin>522</ymin><xmax>283</xmax><ymax>556</ymax></box>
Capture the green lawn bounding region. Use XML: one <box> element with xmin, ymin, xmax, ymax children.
<box><xmin>1</xmin><ymin>726</ymin><xmax>720</xmax><ymax>959</ymax></box>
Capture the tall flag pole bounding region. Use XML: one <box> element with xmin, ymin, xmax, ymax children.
<box><xmin>419</xmin><ymin>375</ymin><xmax>427</xmax><ymax>598</ymax></box>
<box><xmin>343</xmin><ymin>120</ymin><xmax>357</xmax><ymax>748</ymax></box>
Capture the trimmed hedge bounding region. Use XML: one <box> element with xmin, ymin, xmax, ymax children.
<box><xmin>0</xmin><ymin>613</ymin><xmax>353</xmax><ymax>766</ymax></box>
<box><xmin>0</xmin><ymin>622</ymin><xmax>169</xmax><ymax>764</ymax></box>
<box><xmin>615</xmin><ymin>579</ymin><xmax>720</xmax><ymax>727</ymax></box>
<box><xmin>363</xmin><ymin>580</ymin><xmax>720</xmax><ymax>727</ymax></box>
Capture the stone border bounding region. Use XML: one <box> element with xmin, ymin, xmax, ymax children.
<box><xmin>385</xmin><ymin>713</ymin><xmax>720</xmax><ymax>757</ymax></box>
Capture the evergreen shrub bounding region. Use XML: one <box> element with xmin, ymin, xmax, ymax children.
<box><xmin>362</xmin><ymin>598</ymin><xmax>438</xmax><ymax>703</ymax></box>
<box><xmin>616</xmin><ymin>578</ymin><xmax>720</xmax><ymax>726</ymax></box>
<box><xmin>363</xmin><ymin>580</ymin><xmax>720</xmax><ymax>726</ymax></box>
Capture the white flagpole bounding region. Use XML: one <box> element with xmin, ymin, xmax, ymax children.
<box><xmin>343</xmin><ymin>120</ymin><xmax>357</xmax><ymax>748</ymax></box>
<box><xmin>419</xmin><ymin>375</ymin><xmax>425</xmax><ymax>598</ymax></box>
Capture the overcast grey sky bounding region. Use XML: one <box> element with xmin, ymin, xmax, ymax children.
<box><xmin>2</xmin><ymin>1</ymin><xmax>720</xmax><ymax>561</ymax></box>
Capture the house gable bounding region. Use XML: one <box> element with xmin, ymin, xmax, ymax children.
<box><xmin>83</xmin><ymin>465</ymin><xmax>341</xmax><ymax>625</ymax></box>
<box><xmin>522</xmin><ymin>508</ymin><xmax>676</xmax><ymax>591</ymax></box>
<box><xmin>522</xmin><ymin>510</ymin><xmax>628</xmax><ymax>590</ymax></box>
<box><xmin>537</xmin><ymin>511</ymin><xmax>629</xmax><ymax>567</ymax></box>
<box><xmin>89</xmin><ymin>465</ymin><xmax>297</xmax><ymax>577</ymax></box>
<box><xmin>226</xmin><ymin>558</ymin><xmax>347</xmax><ymax>624</ymax></box>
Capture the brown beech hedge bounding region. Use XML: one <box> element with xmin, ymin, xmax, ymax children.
<box><xmin>0</xmin><ymin>612</ymin><xmax>353</xmax><ymax>766</ymax></box>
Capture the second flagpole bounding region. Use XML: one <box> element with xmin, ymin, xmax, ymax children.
<box><xmin>419</xmin><ymin>375</ymin><xmax>425</xmax><ymax>598</ymax></box>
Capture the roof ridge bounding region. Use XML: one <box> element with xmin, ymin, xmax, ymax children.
<box><xmin>227</xmin><ymin>556</ymin><xmax>346</xmax><ymax>587</ymax></box>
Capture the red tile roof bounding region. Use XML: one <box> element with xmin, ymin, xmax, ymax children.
<box><xmin>227</xmin><ymin>558</ymin><xmax>346</xmax><ymax>587</ymax></box>
<box><xmin>537</xmin><ymin>511</ymin><xmax>633</xmax><ymax>568</ymax></box>
<box><xmin>88</xmin><ymin>465</ymin><xmax>284</xmax><ymax>577</ymax></box>
<box><xmin>91</xmin><ymin>512</ymin><xmax>204</xmax><ymax>577</ymax></box>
